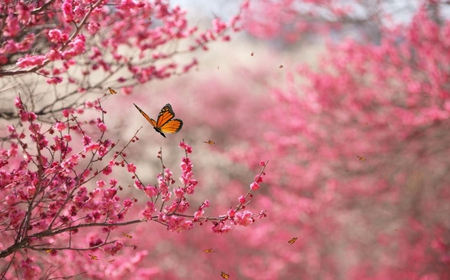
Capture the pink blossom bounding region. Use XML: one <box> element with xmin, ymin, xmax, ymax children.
<box><xmin>83</xmin><ymin>135</ymin><xmax>91</xmax><ymax>146</ymax></box>
<box><xmin>174</xmin><ymin>187</ymin><xmax>184</xmax><ymax>198</ymax></box>
<box><xmin>97</xmin><ymin>122</ymin><xmax>107</xmax><ymax>132</ymax></box>
<box><xmin>52</xmin><ymin>68</ymin><xmax>62</xmax><ymax>75</ymax></box>
<box><xmin>28</xmin><ymin>112</ymin><xmax>37</xmax><ymax>122</ymax></box>
<box><xmin>20</xmin><ymin>258</ymin><xmax>41</xmax><ymax>279</ymax></box>
<box><xmin>62</xmin><ymin>109</ymin><xmax>71</xmax><ymax>118</ymax></box>
<box><xmin>104</xmin><ymin>188</ymin><xmax>117</xmax><ymax>200</ymax></box>
<box><xmin>4</xmin><ymin>40</ymin><xmax>18</xmax><ymax>54</ymax></box>
<box><xmin>212</xmin><ymin>18</ymin><xmax>227</xmax><ymax>33</ymax></box>
<box><xmin>46</xmin><ymin>76</ymin><xmax>63</xmax><ymax>84</ymax></box>
<box><xmin>250</xmin><ymin>182</ymin><xmax>260</xmax><ymax>190</ymax></box>
<box><xmin>193</xmin><ymin>210</ymin><xmax>204</xmax><ymax>221</ymax></box>
<box><xmin>69</xmin><ymin>154</ymin><xmax>80</xmax><ymax>164</ymax></box>
<box><xmin>47</xmin><ymin>29</ymin><xmax>68</xmax><ymax>43</ymax></box>
<box><xmin>144</xmin><ymin>185</ymin><xmax>157</xmax><ymax>198</ymax></box>
<box><xmin>14</xmin><ymin>96</ymin><xmax>23</xmax><ymax>109</ymax></box>
<box><xmin>179</xmin><ymin>141</ymin><xmax>193</xmax><ymax>153</ymax></box>
<box><xmin>54</xmin><ymin>122</ymin><xmax>66</xmax><ymax>132</ymax></box>
<box><xmin>5</xmin><ymin>194</ymin><xmax>18</xmax><ymax>206</ymax></box>
<box><xmin>87</xmin><ymin>22</ymin><xmax>100</xmax><ymax>34</ymax></box>
<box><xmin>212</xmin><ymin>222</ymin><xmax>231</xmax><ymax>233</ymax></box>
<box><xmin>234</xmin><ymin>211</ymin><xmax>253</xmax><ymax>226</ymax></box>
<box><xmin>127</xmin><ymin>163</ymin><xmax>136</xmax><ymax>173</ymax></box>
<box><xmin>109</xmin><ymin>178</ymin><xmax>118</xmax><ymax>186</ymax></box>
<box><xmin>180</xmin><ymin>220</ymin><xmax>193</xmax><ymax>231</ymax></box>
<box><xmin>17</xmin><ymin>55</ymin><xmax>46</xmax><ymax>68</ymax></box>
<box><xmin>63</xmin><ymin>134</ymin><xmax>72</xmax><ymax>141</ymax></box>
<box><xmin>202</xmin><ymin>200</ymin><xmax>210</xmax><ymax>208</ymax></box>
<box><xmin>103</xmin><ymin>241</ymin><xmax>123</xmax><ymax>256</ymax></box>
<box><xmin>9</xmin><ymin>209</ymin><xmax>25</xmax><ymax>226</ymax></box>
<box><xmin>5</xmin><ymin>14</ymin><xmax>20</xmax><ymax>37</ymax></box>
<box><xmin>227</xmin><ymin>209</ymin><xmax>236</xmax><ymax>218</ymax></box>
<box><xmin>123</xmin><ymin>199</ymin><xmax>133</xmax><ymax>208</ymax></box>
<box><xmin>82</xmin><ymin>169</ymin><xmax>90</xmax><ymax>179</ymax></box>
<box><xmin>254</xmin><ymin>174</ymin><xmax>263</xmax><ymax>183</ymax></box>
<box><xmin>27</xmin><ymin>186</ymin><xmax>36</xmax><ymax>197</ymax></box>
<box><xmin>102</xmin><ymin>166</ymin><xmax>112</xmax><ymax>175</ymax></box>
<box><xmin>63</xmin><ymin>35</ymin><xmax>86</xmax><ymax>59</ymax></box>
<box><xmin>142</xmin><ymin>202</ymin><xmax>156</xmax><ymax>219</ymax></box>
<box><xmin>46</xmin><ymin>49</ymin><xmax>62</xmax><ymax>61</ymax></box>
<box><xmin>123</xmin><ymin>86</ymin><xmax>133</xmax><ymax>95</ymax></box>
<box><xmin>96</xmin><ymin>180</ymin><xmax>106</xmax><ymax>188</ymax></box>
<box><xmin>20</xmin><ymin>111</ymin><xmax>36</xmax><ymax>122</ymax></box>
<box><xmin>62</xmin><ymin>1</ymin><xmax>74</xmax><ymax>22</ymax></box>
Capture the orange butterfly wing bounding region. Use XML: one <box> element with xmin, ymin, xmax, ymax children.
<box><xmin>134</xmin><ymin>103</ymin><xmax>157</xmax><ymax>126</ymax></box>
<box><xmin>134</xmin><ymin>103</ymin><xmax>182</xmax><ymax>138</ymax></box>
<box><xmin>155</xmin><ymin>104</ymin><xmax>183</xmax><ymax>137</ymax></box>
<box><xmin>155</xmin><ymin>104</ymin><xmax>175</xmax><ymax>127</ymax></box>
<box><xmin>288</xmin><ymin>237</ymin><xmax>298</xmax><ymax>244</ymax></box>
<box><xmin>108</xmin><ymin>87</ymin><xmax>117</xmax><ymax>94</ymax></box>
<box><xmin>159</xmin><ymin>119</ymin><xmax>183</xmax><ymax>134</ymax></box>
<box><xmin>220</xmin><ymin>271</ymin><xmax>230</xmax><ymax>279</ymax></box>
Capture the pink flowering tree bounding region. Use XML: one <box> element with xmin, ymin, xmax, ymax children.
<box><xmin>0</xmin><ymin>0</ymin><xmax>244</xmax><ymax>117</ymax></box>
<box><xmin>243</xmin><ymin>0</ymin><xmax>442</xmax><ymax>44</ymax></box>
<box><xmin>0</xmin><ymin>0</ymin><xmax>269</xmax><ymax>279</ymax></box>
<box><xmin>249</xmin><ymin>4</ymin><xmax>450</xmax><ymax>280</ymax></box>
<box><xmin>135</xmin><ymin>1</ymin><xmax>450</xmax><ymax>279</ymax></box>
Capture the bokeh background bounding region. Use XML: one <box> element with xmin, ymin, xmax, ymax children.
<box><xmin>106</xmin><ymin>1</ymin><xmax>450</xmax><ymax>279</ymax></box>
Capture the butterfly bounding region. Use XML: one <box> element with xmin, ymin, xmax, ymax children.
<box><xmin>134</xmin><ymin>103</ymin><xmax>183</xmax><ymax>138</ymax></box>
<box><xmin>108</xmin><ymin>87</ymin><xmax>117</xmax><ymax>94</ymax></box>
<box><xmin>288</xmin><ymin>237</ymin><xmax>298</xmax><ymax>244</ymax></box>
<box><xmin>356</xmin><ymin>156</ymin><xmax>366</xmax><ymax>161</ymax></box>
<box><xmin>220</xmin><ymin>271</ymin><xmax>230</xmax><ymax>279</ymax></box>
<box><xmin>204</xmin><ymin>248</ymin><xmax>214</xmax><ymax>253</ymax></box>
<box><xmin>204</xmin><ymin>140</ymin><xmax>215</xmax><ymax>145</ymax></box>
<box><xmin>122</xmin><ymin>232</ymin><xmax>132</xmax><ymax>239</ymax></box>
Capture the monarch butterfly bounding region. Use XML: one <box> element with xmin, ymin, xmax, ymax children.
<box><xmin>134</xmin><ymin>103</ymin><xmax>183</xmax><ymax>138</ymax></box>
<box><xmin>122</xmin><ymin>232</ymin><xmax>132</xmax><ymax>239</ymax></box>
<box><xmin>108</xmin><ymin>87</ymin><xmax>117</xmax><ymax>94</ymax></box>
<box><xmin>288</xmin><ymin>237</ymin><xmax>298</xmax><ymax>244</ymax></box>
<box><xmin>220</xmin><ymin>271</ymin><xmax>230</xmax><ymax>279</ymax></box>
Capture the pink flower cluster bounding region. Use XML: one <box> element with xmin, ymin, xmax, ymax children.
<box><xmin>0</xmin><ymin>97</ymin><xmax>139</xmax><ymax>277</ymax></box>
<box><xmin>133</xmin><ymin>142</ymin><xmax>267</xmax><ymax>234</ymax></box>
<box><xmin>0</xmin><ymin>0</ymin><xmax>247</xmax><ymax>92</ymax></box>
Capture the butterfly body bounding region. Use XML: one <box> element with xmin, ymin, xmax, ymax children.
<box><xmin>134</xmin><ymin>103</ymin><xmax>183</xmax><ymax>138</ymax></box>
